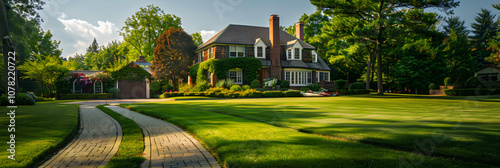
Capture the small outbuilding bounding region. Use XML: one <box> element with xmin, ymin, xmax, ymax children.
<box><xmin>113</xmin><ymin>56</ymin><xmax>152</xmax><ymax>98</ymax></box>
<box><xmin>474</xmin><ymin>66</ymin><xmax>500</xmax><ymax>87</ymax></box>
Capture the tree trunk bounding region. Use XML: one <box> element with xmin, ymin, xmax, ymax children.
<box><xmin>347</xmin><ymin>66</ymin><xmax>350</xmax><ymax>85</ymax></box>
<box><xmin>376</xmin><ymin>40</ymin><xmax>383</xmax><ymax>95</ymax></box>
<box><xmin>366</xmin><ymin>49</ymin><xmax>374</xmax><ymax>90</ymax></box>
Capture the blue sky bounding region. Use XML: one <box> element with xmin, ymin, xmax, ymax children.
<box><xmin>37</xmin><ymin>0</ymin><xmax>499</xmax><ymax>59</ymax></box>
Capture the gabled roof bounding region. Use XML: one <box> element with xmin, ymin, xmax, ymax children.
<box><xmin>130</xmin><ymin>61</ymin><xmax>153</xmax><ymax>74</ymax></box>
<box><xmin>196</xmin><ymin>24</ymin><xmax>315</xmax><ymax>52</ymax></box>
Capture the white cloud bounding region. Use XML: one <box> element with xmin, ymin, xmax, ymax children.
<box><xmin>57</xmin><ymin>13</ymin><xmax>121</xmax><ymax>58</ymax></box>
<box><xmin>200</xmin><ymin>30</ymin><xmax>218</xmax><ymax>43</ymax></box>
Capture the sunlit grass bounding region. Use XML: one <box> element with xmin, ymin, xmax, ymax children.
<box><xmin>120</xmin><ymin>94</ymin><xmax>497</xmax><ymax>167</ymax></box>
<box><xmin>0</xmin><ymin>101</ymin><xmax>79</xmax><ymax>168</ymax></box>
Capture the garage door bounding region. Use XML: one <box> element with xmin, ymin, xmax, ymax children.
<box><xmin>118</xmin><ymin>79</ymin><xmax>146</xmax><ymax>99</ymax></box>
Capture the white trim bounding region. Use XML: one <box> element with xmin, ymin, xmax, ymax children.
<box><xmin>229</xmin><ymin>46</ymin><xmax>245</xmax><ymax>58</ymax></box>
<box><xmin>286</xmin><ymin>42</ymin><xmax>303</xmax><ymax>60</ymax></box>
<box><xmin>312</xmin><ymin>50</ymin><xmax>318</xmax><ymax>62</ymax></box>
<box><xmin>284</xmin><ymin>70</ymin><xmax>312</xmax><ymax>86</ymax></box>
<box><xmin>146</xmin><ymin>78</ymin><xmax>150</xmax><ymax>98</ymax></box>
<box><xmin>254</xmin><ymin>39</ymin><xmax>266</xmax><ymax>59</ymax></box>
<box><xmin>228</xmin><ymin>69</ymin><xmax>243</xmax><ymax>84</ymax></box>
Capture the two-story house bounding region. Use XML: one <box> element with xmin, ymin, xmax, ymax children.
<box><xmin>194</xmin><ymin>15</ymin><xmax>331</xmax><ymax>88</ymax></box>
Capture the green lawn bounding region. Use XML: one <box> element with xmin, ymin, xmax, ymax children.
<box><xmin>96</xmin><ymin>105</ymin><xmax>145</xmax><ymax>168</ymax></box>
<box><xmin>121</xmin><ymin>94</ymin><xmax>499</xmax><ymax>167</ymax></box>
<box><xmin>0</xmin><ymin>101</ymin><xmax>79</xmax><ymax>168</ymax></box>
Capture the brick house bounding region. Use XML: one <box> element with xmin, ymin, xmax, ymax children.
<box><xmin>194</xmin><ymin>15</ymin><xmax>331</xmax><ymax>89</ymax></box>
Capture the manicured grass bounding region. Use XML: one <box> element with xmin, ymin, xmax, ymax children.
<box><xmin>96</xmin><ymin>105</ymin><xmax>145</xmax><ymax>168</ymax></box>
<box><xmin>0</xmin><ymin>101</ymin><xmax>79</xmax><ymax>168</ymax></box>
<box><xmin>128</xmin><ymin>94</ymin><xmax>500</xmax><ymax>166</ymax></box>
<box><xmin>121</xmin><ymin>97</ymin><xmax>491</xmax><ymax>168</ymax></box>
<box><xmin>169</xmin><ymin>96</ymin><xmax>215</xmax><ymax>100</ymax></box>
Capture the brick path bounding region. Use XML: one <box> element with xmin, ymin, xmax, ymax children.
<box><xmin>40</xmin><ymin>105</ymin><xmax>122</xmax><ymax>168</ymax></box>
<box><xmin>105</xmin><ymin>105</ymin><xmax>220</xmax><ymax>168</ymax></box>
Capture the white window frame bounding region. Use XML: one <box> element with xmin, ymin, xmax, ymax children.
<box><xmin>208</xmin><ymin>47</ymin><xmax>214</xmax><ymax>59</ymax></box>
<box><xmin>312</xmin><ymin>50</ymin><xmax>318</xmax><ymax>62</ymax></box>
<box><xmin>284</xmin><ymin>70</ymin><xmax>312</xmax><ymax>86</ymax></box>
<box><xmin>229</xmin><ymin>46</ymin><xmax>245</xmax><ymax>58</ymax></box>
<box><xmin>316</xmin><ymin>71</ymin><xmax>330</xmax><ymax>82</ymax></box>
<box><xmin>228</xmin><ymin>69</ymin><xmax>243</xmax><ymax>84</ymax></box>
<box><xmin>254</xmin><ymin>39</ymin><xmax>266</xmax><ymax>59</ymax></box>
<box><xmin>286</xmin><ymin>42</ymin><xmax>303</xmax><ymax>60</ymax></box>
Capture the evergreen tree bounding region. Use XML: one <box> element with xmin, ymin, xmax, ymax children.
<box><xmin>443</xmin><ymin>16</ymin><xmax>469</xmax><ymax>36</ymax></box>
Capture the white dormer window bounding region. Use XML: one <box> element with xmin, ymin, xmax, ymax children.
<box><xmin>286</xmin><ymin>41</ymin><xmax>303</xmax><ymax>60</ymax></box>
<box><xmin>312</xmin><ymin>51</ymin><xmax>318</xmax><ymax>62</ymax></box>
<box><xmin>229</xmin><ymin>46</ymin><xmax>245</xmax><ymax>58</ymax></box>
<box><xmin>254</xmin><ymin>38</ymin><xmax>266</xmax><ymax>59</ymax></box>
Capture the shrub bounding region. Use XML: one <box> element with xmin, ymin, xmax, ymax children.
<box><xmin>242</xmin><ymin>85</ymin><xmax>251</xmax><ymax>90</ymax></box>
<box><xmin>444</xmin><ymin>77</ymin><xmax>452</xmax><ymax>87</ymax></box>
<box><xmin>108</xmin><ymin>88</ymin><xmax>120</xmax><ymax>98</ymax></box>
<box><xmin>239</xmin><ymin>89</ymin><xmax>263</xmax><ymax>98</ymax></box>
<box><xmin>347</xmin><ymin>89</ymin><xmax>370</xmax><ymax>95</ymax></box>
<box><xmin>283</xmin><ymin>90</ymin><xmax>302</xmax><ymax>97</ymax></box>
<box><xmin>60</xmin><ymin>93</ymin><xmax>113</xmax><ymax>100</ymax></box>
<box><xmin>263</xmin><ymin>91</ymin><xmax>282</xmax><ymax>97</ymax></box>
<box><xmin>429</xmin><ymin>83</ymin><xmax>437</xmax><ymax>90</ymax></box>
<box><xmin>162</xmin><ymin>84</ymin><xmax>174</xmax><ymax>92</ymax></box>
<box><xmin>339</xmin><ymin>89</ymin><xmax>348</xmax><ymax>95</ymax></box>
<box><xmin>349</xmin><ymin>82</ymin><xmax>365</xmax><ymax>90</ymax></box>
<box><xmin>443</xmin><ymin>89</ymin><xmax>494</xmax><ymax>96</ymax></box>
<box><xmin>230</xmin><ymin>85</ymin><xmax>242</xmax><ymax>91</ymax></box>
<box><xmin>250</xmin><ymin>79</ymin><xmax>261</xmax><ymax>88</ymax></box>
<box><xmin>150</xmin><ymin>81</ymin><xmax>161</xmax><ymax>93</ymax></box>
<box><xmin>193</xmin><ymin>80</ymin><xmax>211</xmax><ymax>92</ymax></box>
<box><xmin>335</xmin><ymin>80</ymin><xmax>347</xmax><ymax>90</ymax></box>
<box><xmin>1</xmin><ymin>93</ymin><xmax>37</xmax><ymax>106</ymax></box>
<box><xmin>216</xmin><ymin>79</ymin><xmax>236</xmax><ymax>89</ymax></box>
<box><xmin>465</xmin><ymin>77</ymin><xmax>483</xmax><ymax>89</ymax></box>
<box><xmin>281</xmin><ymin>80</ymin><xmax>290</xmax><ymax>88</ymax></box>
<box><xmin>300</xmin><ymin>87</ymin><xmax>309</xmax><ymax>92</ymax></box>
<box><xmin>307</xmin><ymin>83</ymin><xmax>322</xmax><ymax>91</ymax></box>
<box><xmin>178</xmin><ymin>84</ymin><xmax>193</xmax><ymax>92</ymax></box>
<box><xmin>453</xmin><ymin>67</ymin><xmax>472</xmax><ymax>89</ymax></box>
<box><xmin>327</xmin><ymin>88</ymin><xmax>335</xmax><ymax>92</ymax></box>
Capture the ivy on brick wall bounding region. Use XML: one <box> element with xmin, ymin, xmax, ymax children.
<box><xmin>190</xmin><ymin>57</ymin><xmax>261</xmax><ymax>85</ymax></box>
<box><xmin>110</xmin><ymin>63</ymin><xmax>152</xmax><ymax>81</ymax></box>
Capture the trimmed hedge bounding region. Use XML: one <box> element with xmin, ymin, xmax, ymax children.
<box><xmin>349</xmin><ymin>82</ymin><xmax>365</xmax><ymax>90</ymax></box>
<box><xmin>263</xmin><ymin>91</ymin><xmax>283</xmax><ymax>97</ymax></box>
<box><xmin>60</xmin><ymin>93</ymin><xmax>113</xmax><ymax>99</ymax></box>
<box><xmin>443</xmin><ymin>89</ymin><xmax>495</xmax><ymax>96</ymax></box>
<box><xmin>283</xmin><ymin>90</ymin><xmax>302</xmax><ymax>97</ymax></box>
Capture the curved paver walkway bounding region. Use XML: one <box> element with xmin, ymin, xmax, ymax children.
<box><xmin>40</xmin><ymin>105</ymin><xmax>122</xmax><ymax>168</ymax></box>
<box><xmin>105</xmin><ymin>105</ymin><xmax>220</xmax><ymax>168</ymax></box>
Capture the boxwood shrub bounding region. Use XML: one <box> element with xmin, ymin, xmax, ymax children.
<box><xmin>283</xmin><ymin>90</ymin><xmax>302</xmax><ymax>97</ymax></box>
<box><xmin>60</xmin><ymin>93</ymin><xmax>113</xmax><ymax>100</ymax></box>
<box><xmin>263</xmin><ymin>91</ymin><xmax>282</xmax><ymax>97</ymax></box>
<box><xmin>443</xmin><ymin>89</ymin><xmax>495</xmax><ymax>96</ymax></box>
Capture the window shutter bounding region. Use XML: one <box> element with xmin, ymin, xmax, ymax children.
<box><xmin>226</xmin><ymin>46</ymin><xmax>229</xmax><ymax>58</ymax></box>
<box><xmin>245</xmin><ymin>47</ymin><xmax>248</xmax><ymax>57</ymax></box>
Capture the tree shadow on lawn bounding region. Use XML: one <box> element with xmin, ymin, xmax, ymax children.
<box><xmin>302</xmin><ymin>120</ymin><xmax>500</xmax><ymax>166</ymax></box>
<box><xmin>363</xmin><ymin>93</ymin><xmax>500</xmax><ymax>102</ymax></box>
<box><xmin>216</xmin><ymin>136</ymin><xmax>484</xmax><ymax>168</ymax></box>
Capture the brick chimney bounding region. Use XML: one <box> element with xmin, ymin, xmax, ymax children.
<box><xmin>136</xmin><ymin>56</ymin><xmax>145</xmax><ymax>62</ymax></box>
<box><xmin>269</xmin><ymin>14</ymin><xmax>282</xmax><ymax>80</ymax></box>
<box><xmin>296</xmin><ymin>22</ymin><xmax>304</xmax><ymax>41</ymax></box>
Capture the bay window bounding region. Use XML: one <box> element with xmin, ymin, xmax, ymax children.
<box><xmin>316</xmin><ymin>72</ymin><xmax>330</xmax><ymax>82</ymax></box>
<box><xmin>284</xmin><ymin>70</ymin><xmax>312</xmax><ymax>86</ymax></box>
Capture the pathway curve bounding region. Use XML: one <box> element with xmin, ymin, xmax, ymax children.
<box><xmin>105</xmin><ymin>105</ymin><xmax>220</xmax><ymax>168</ymax></box>
<box><xmin>40</xmin><ymin>105</ymin><xmax>122</xmax><ymax>168</ymax></box>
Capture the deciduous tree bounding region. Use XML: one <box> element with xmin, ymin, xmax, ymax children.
<box><xmin>120</xmin><ymin>4</ymin><xmax>181</xmax><ymax>61</ymax></box>
<box><xmin>152</xmin><ymin>27</ymin><xmax>196</xmax><ymax>89</ymax></box>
